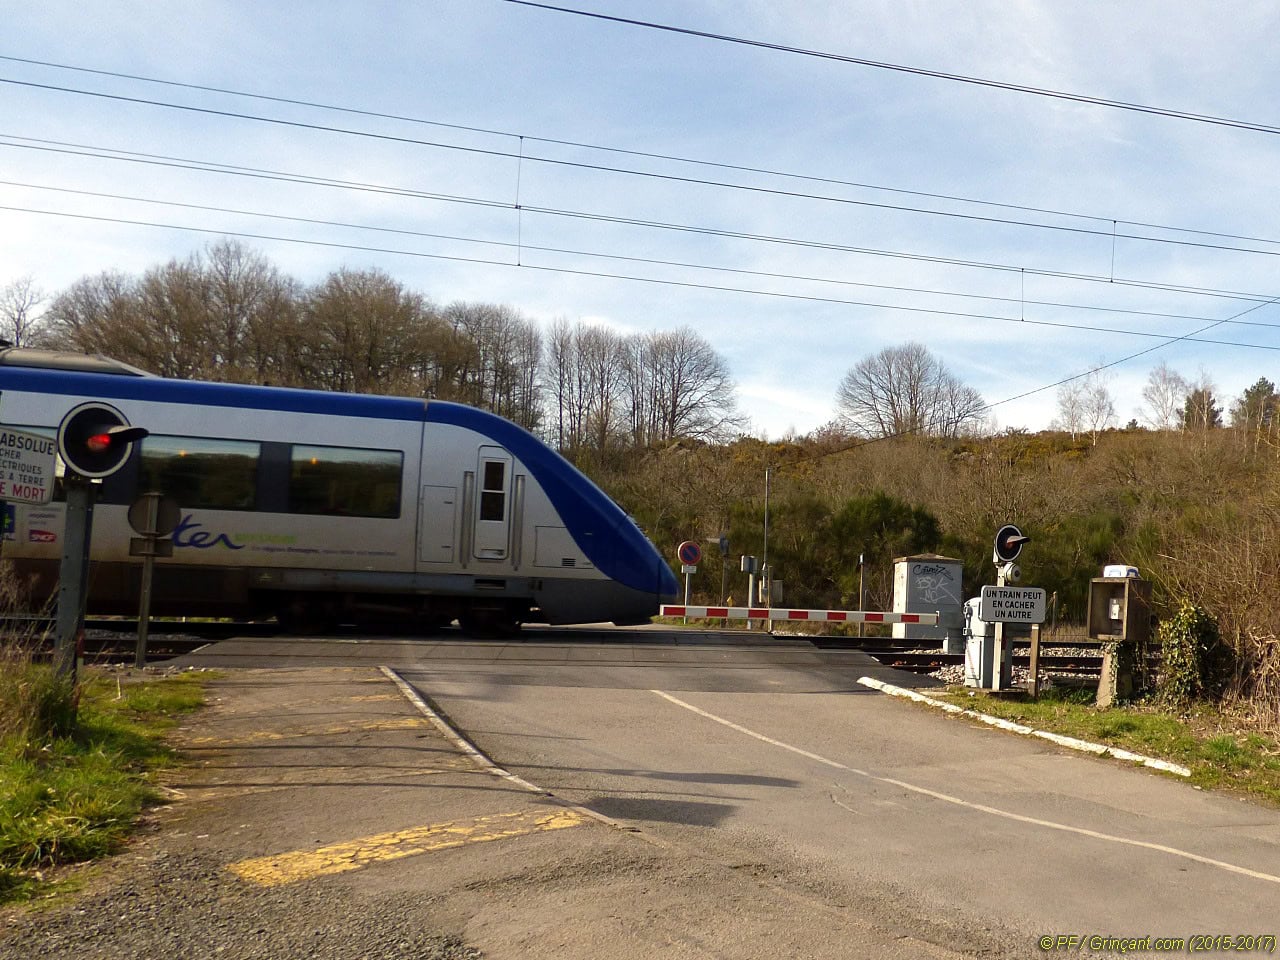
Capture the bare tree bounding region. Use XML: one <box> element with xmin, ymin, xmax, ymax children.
<box><xmin>304</xmin><ymin>268</ymin><xmax>433</xmax><ymax>395</ymax></box>
<box><xmin>200</xmin><ymin>239</ymin><xmax>305</xmax><ymax>386</ymax></box>
<box><xmin>1052</xmin><ymin>380</ymin><xmax>1085</xmax><ymax>440</ymax></box>
<box><xmin>0</xmin><ymin>276</ymin><xmax>46</xmax><ymax>346</ymax></box>
<box><xmin>1053</xmin><ymin>367</ymin><xmax>1115</xmax><ymax>444</ymax></box>
<box><xmin>1141</xmin><ymin>361</ymin><xmax>1188</xmax><ymax>430</ymax></box>
<box><xmin>835</xmin><ymin>342</ymin><xmax>984</xmax><ymax>439</ymax></box>
<box><xmin>438</xmin><ymin>302</ymin><xmax>542</xmax><ymax>428</ymax></box>
<box><xmin>42</xmin><ymin>271</ymin><xmax>145</xmax><ymax>361</ymax></box>
<box><xmin>545</xmin><ymin>322</ymin><xmax>739</xmax><ymax>453</ymax></box>
<box><xmin>43</xmin><ymin>243</ymin><xmax>306</xmax><ymax>383</ymax></box>
<box><xmin>1082</xmin><ymin>367</ymin><xmax>1117</xmax><ymax>445</ymax></box>
<box><xmin>638</xmin><ymin>327</ymin><xmax>741</xmax><ymax>443</ymax></box>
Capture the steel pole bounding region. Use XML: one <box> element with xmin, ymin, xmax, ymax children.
<box><xmin>135</xmin><ymin>492</ymin><xmax>161</xmax><ymax>669</ymax></box>
<box><xmin>857</xmin><ymin>553</ymin><xmax>865</xmax><ymax>638</ymax></box>
<box><xmin>762</xmin><ymin>466</ymin><xmax>770</xmax><ymax>575</ymax></box>
<box><xmin>55</xmin><ymin>478</ymin><xmax>95</xmax><ymax>683</ymax></box>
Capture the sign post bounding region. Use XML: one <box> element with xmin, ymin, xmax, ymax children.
<box><xmin>677</xmin><ymin>541</ymin><xmax>701</xmax><ymax>623</ymax></box>
<box><xmin>127</xmin><ymin>493</ymin><xmax>180</xmax><ymax>668</ymax></box>
<box><xmin>988</xmin><ymin>524</ymin><xmax>1031</xmax><ymax>692</ymax></box>
<box><xmin>54</xmin><ymin>403</ymin><xmax>148</xmax><ymax>682</ymax></box>
<box><xmin>54</xmin><ymin>479</ymin><xmax>94</xmax><ymax>681</ymax></box>
<box><xmin>979</xmin><ymin>584</ymin><xmax>1047</xmax><ymax>692</ymax></box>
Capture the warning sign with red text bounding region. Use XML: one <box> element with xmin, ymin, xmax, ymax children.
<box><xmin>0</xmin><ymin>427</ymin><xmax>57</xmax><ymax>505</ymax></box>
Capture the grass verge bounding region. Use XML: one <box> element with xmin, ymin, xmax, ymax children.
<box><xmin>935</xmin><ymin>685</ymin><xmax>1280</xmax><ymax>806</ymax></box>
<box><xmin>0</xmin><ymin>668</ymin><xmax>208</xmax><ymax>904</ymax></box>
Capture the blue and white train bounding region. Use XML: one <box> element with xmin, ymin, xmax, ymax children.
<box><xmin>0</xmin><ymin>349</ymin><xmax>678</xmax><ymax>633</ymax></box>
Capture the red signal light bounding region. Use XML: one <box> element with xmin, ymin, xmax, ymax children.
<box><xmin>86</xmin><ymin>433</ymin><xmax>112</xmax><ymax>453</ymax></box>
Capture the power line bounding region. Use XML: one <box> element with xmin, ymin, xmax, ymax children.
<box><xmin>497</xmin><ymin>1</ymin><xmax>1280</xmax><ymax>138</ymax></box>
<box><xmin>7</xmin><ymin>201</ymin><xmax>1280</xmax><ymax>355</ymax></box>
<box><xmin>8</xmin><ymin>134</ymin><xmax>1280</xmax><ymax>315</ymax></box>
<box><xmin>12</xmin><ymin>176</ymin><xmax>1280</xmax><ymax>334</ymax></box>
<box><xmin>9</xmin><ymin>52</ymin><xmax>1280</xmax><ymax>251</ymax></box>
<box><xmin>6</xmin><ymin>76</ymin><xmax>1280</xmax><ymax>262</ymax></box>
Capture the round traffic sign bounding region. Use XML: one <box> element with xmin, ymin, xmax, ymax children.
<box><xmin>128</xmin><ymin>493</ymin><xmax>182</xmax><ymax>538</ymax></box>
<box><xmin>677</xmin><ymin>540</ymin><xmax>702</xmax><ymax>566</ymax></box>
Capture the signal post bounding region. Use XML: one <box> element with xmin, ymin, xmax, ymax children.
<box><xmin>987</xmin><ymin>524</ymin><xmax>1034</xmax><ymax>692</ymax></box>
<box><xmin>54</xmin><ymin>402</ymin><xmax>148</xmax><ymax>681</ymax></box>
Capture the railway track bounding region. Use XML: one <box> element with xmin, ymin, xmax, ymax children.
<box><xmin>1</xmin><ymin>617</ymin><xmax>278</xmax><ymax>665</ymax></box>
<box><xmin>862</xmin><ymin>649</ymin><xmax>1105</xmax><ymax>677</ymax></box>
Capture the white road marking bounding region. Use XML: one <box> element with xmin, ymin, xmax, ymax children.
<box><xmin>857</xmin><ymin>676</ymin><xmax>1191</xmax><ymax>776</ymax></box>
<box><xmin>651</xmin><ymin>689</ymin><xmax>1280</xmax><ymax>886</ymax></box>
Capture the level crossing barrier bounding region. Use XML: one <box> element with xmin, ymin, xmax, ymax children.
<box><xmin>660</xmin><ymin>605</ymin><xmax>939</xmax><ymax>625</ymax></box>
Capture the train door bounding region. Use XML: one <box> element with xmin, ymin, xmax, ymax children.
<box><xmin>417</xmin><ymin>484</ymin><xmax>457</xmax><ymax>564</ymax></box>
<box><xmin>471</xmin><ymin>445</ymin><xmax>512</xmax><ymax>562</ymax></box>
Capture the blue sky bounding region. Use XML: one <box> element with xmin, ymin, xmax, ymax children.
<box><xmin>4</xmin><ymin>1</ymin><xmax>1280</xmax><ymax>438</ymax></box>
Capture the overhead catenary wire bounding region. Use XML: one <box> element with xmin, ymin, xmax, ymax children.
<box><xmin>10</xmin><ymin>176</ymin><xmax>1280</xmax><ymax>334</ymax></box>
<box><xmin>9</xmin><ymin>53</ymin><xmax>1280</xmax><ymax>250</ymax></box>
<box><xmin>5</xmin><ymin>77</ymin><xmax>1280</xmax><ymax>262</ymax></box>
<box><xmin>6</xmin><ymin>201</ymin><xmax>1280</xmax><ymax>356</ymax></box>
<box><xmin>7</xmin><ymin>134</ymin><xmax>1280</xmax><ymax>317</ymax></box>
<box><xmin>496</xmin><ymin>0</ymin><xmax>1280</xmax><ymax>139</ymax></box>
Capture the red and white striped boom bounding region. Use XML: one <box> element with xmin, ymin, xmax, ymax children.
<box><xmin>660</xmin><ymin>605</ymin><xmax>939</xmax><ymax>625</ymax></box>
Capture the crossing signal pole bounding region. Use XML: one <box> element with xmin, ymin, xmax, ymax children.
<box><xmin>990</xmin><ymin>524</ymin><xmax>1030</xmax><ymax>692</ymax></box>
<box><xmin>54</xmin><ymin>403</ymin><xmax>147</xmax><ymax>681</ymax></box>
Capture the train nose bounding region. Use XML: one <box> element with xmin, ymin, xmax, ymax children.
<box><xmin>656</xmin><ymin>555</ymin><xmax>679</xmax><ymax>599</ymax></box>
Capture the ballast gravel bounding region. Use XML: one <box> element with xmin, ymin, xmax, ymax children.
<box><xmin>0</xmin><ymin>850</ymin><xmax>481</xmax><ymax>960</ymax></box>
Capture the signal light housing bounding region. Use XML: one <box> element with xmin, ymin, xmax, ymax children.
<box><xmin>993</xmin><ymin>523</ymin><xmax>1030</xmax><ymax>564</ymax></box>
<box><xmin>57</xmin><ymin>402</ymin><xmax>148</xmax><ymax>479</ymax></box>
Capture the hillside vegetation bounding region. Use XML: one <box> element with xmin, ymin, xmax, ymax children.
<box><xmin>595</xmin><ymin>425</ymin><xmax>1279</xmax><ymax>733</ymax></box>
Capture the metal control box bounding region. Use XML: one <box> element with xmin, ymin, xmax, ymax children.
<box><xmin>1087</xmin><ymin>577</ymin><xmax>1152</xmax><ymax>643</ymax></box>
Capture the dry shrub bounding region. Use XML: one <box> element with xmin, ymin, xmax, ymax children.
<box><xmin>1140</xmin><ymin>487</ymin><xmax>1280</xmax><ymax>734</ymax></box>
<box><xmin>0</xmin><ymin>563</ymin><xmax>74</xmax><ymax>747</ymax></box>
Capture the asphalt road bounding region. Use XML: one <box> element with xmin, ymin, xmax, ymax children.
<box><xmin>183</xmin><ymin>626</ymin><xmax>1280</xmax><ymax>953</ymax></box>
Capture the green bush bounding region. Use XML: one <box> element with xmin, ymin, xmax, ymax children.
<box><xmin>1158</xmin><ymin>601</ymin><xmax>1231</xmax><ymax>707</ymax></box>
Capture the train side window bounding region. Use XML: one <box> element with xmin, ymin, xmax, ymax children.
<box><xmin>138</xmin><ymin>436</ymin><xmax>260</xmax><ymax>511</ymax></box>
<box><xmin>479</xmin><ymin>459</ymin><xmax>506</xmax><ymax>522</ymax></box>
<box><xmin>289</xmin><ymin>445</ymin><xmax>402</xmax><ymax>519</ymax></box>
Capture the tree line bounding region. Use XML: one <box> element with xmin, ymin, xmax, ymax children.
<box><xmin>0</xmin><ymin>241</ymin><xmax>740</xmax><ymax>457</ymax></box>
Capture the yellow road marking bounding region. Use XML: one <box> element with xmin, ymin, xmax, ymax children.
<box><xmin>187</xmin><ymin>716</ymin><xmax>427</xmax><ymax>746</ymax></box>
<box><xmin>228</xmin><ymin>809</ymin><xmax>587</xmax><ymax>886</ymax></box>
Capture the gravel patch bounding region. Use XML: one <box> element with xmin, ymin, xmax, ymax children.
<box><xmin>0</xmin><ymin>851</ymin><xmax>481</xmax><ymax>960</ymax></box>
<box><xmin>927</xmin><ymin>645</ymin><xmax>1102</xmax><ymax>686</ymax></box>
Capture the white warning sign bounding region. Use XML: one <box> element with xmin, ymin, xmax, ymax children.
<box><xmin>0</xmin><ymin>427</ymin><xmax>57</xmax><ymax>505</ymax></box>
<box><xmin>979</xmin><ymin>585</ymin><xmax>1046</xmax><ymax>623</ymax></box>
